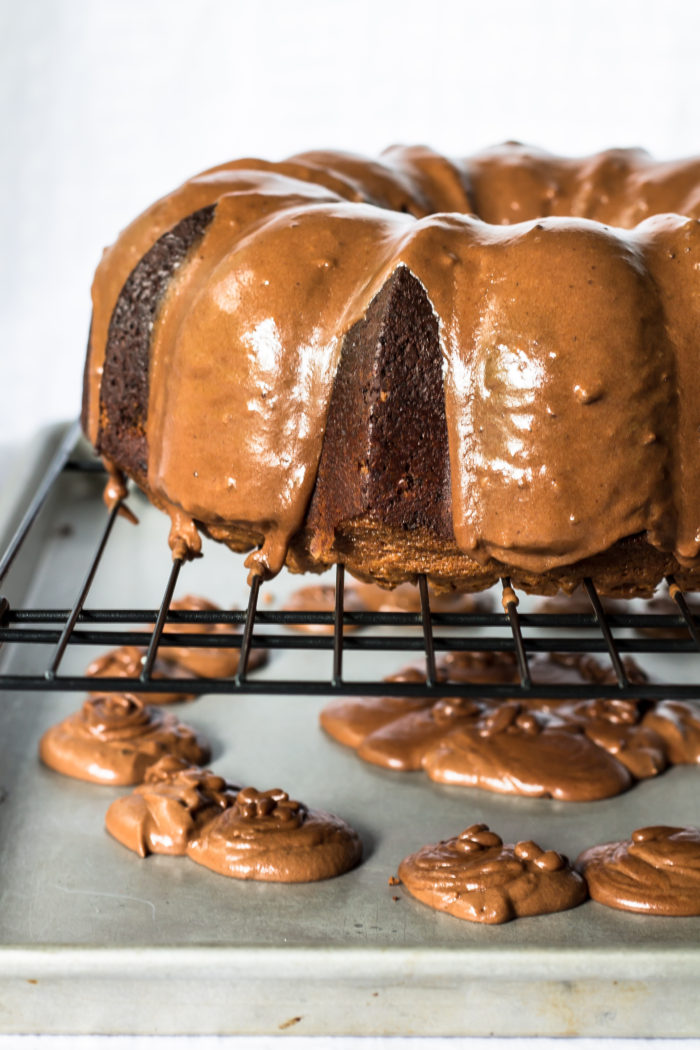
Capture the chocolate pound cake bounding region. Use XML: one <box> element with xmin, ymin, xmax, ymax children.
<box><xmin>84</xmin><ymin>144</ymin><xmax>700</xmax><ymax>594</ymax></box>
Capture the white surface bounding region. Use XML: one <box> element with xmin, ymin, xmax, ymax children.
<box><xmin>3</xmin><ymin>0</ymin><xmax>700</xmax><ymax>446</ymax></box>
<box><xmin>0</xmin><ymin>1034</ymin><xmax>689</xmax><ymax>1046</ymax></box>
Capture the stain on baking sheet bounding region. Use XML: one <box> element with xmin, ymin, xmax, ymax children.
<box><xmin>278</xmin><ymin>1015</ymin><xmax>302</xmax><ymax>1030</ymax></box>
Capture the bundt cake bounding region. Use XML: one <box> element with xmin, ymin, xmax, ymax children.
<box><xmin>83</xmin><ymin>144</ymin><xmax>700</xmax><ymax>595</ymax></box>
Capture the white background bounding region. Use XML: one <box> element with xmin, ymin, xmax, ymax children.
<box><xmin>1</xmin><ymin>1</ymin><xmax>700</xmax><ymax>1045</ymax></box>
<box><xmin>3</xmin><ymin>0</ymin><xmax>700</xmax><ymax>446</ymax></box>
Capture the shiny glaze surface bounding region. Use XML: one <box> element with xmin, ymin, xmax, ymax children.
<box><xmin>186</xmin><ymin>786</ymin><xmax>363</xmax><ymax>882</ymax></box>
<box><xmin>85</xmin><ymin>644</ymin><xmax>200</xmax><ymax>704</ymax></box>
<box><xmin>321</xmin><ymin>652</ymin><xmax>699</xmax><ymax>800</ymax></box>
<box><xmin>105</xmin><ymin>757</ymin><xmax>239</xmax><ymax>856</ymax></box>
<box><xmin>39</xmin><ymin>694</ymin><xmax>210</xmax><ymax>785</ymax></box>
<box><xmin>163</xmin><ymin>595</ymin><xmax>266</xmax><ymax>677</ymax></box>
<box><xmin>577</xmin><ymin>825</ymin><xmax>700</xmax><ymax>915</ymax></box>
<box><xmin>86</xmin><ymin>145</ymin><xmax>700</xmax><ymax>580</ymax></box>
<box><xmin>398</xmin><ymin>822</ymin><xmax>586</xmax><ymax>924</ymax></box>
<box><xmin>281</xmin><ymin>583</ymin><xmax>366</xmax><ymax>634</ymax></box>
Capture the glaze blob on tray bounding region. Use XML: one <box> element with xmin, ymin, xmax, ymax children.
<box><xmin>39</xmin><ymin>694</ymin><xmax>210</xmax><ymax>785</ymax></box>
<box><xmin>399</xmin><ymin>823</ymin><xmax>587</xmax><ymax>924</ymax></box>
<box><xmin>84</xmin><ymin>144</ymin><xmax>700</xmax><ymax>594</ymax></box>
<box><xmin>320</xmin><ymin>652</ymin><xmax>700</xmax><ymax>800</ymax></box>
<box><xmin>577</xmin><ymin>825</ymin><xmax>700</xmax><ymax>915</ymax></box>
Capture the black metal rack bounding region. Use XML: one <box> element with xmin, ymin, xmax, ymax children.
<box><xmin>1</xmin><ymin>420</ymin><xmax>699</xmax><ymax>701</ymax></box>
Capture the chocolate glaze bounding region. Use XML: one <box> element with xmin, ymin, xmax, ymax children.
<box><xmin>39</xmin><ymin>694</ymin><xmax>210</xmax><ymax>785</ymax></box>
<box><xmin>529</xmin><ymin>651</ymin><xmax>648</xmax><ymax>689</ymax></box>
<box><xmin>399</xmin><ymin>823</ymin><xmax>586</xmax><ymax>924</ymax></box>
<box><xmin>551</xmin><ymin>698</ymin><xmax>668</xmax><ymax>780</ymax></box>
<box><xmin>321</xmin><ymin>694</ymin><xmax>433</xmax><ymax>751</ymax></box>
<box><xmin>320</xmin><ymin>652</ymin><xmax>681</xmax><ymax>800</ymax></box>
<box><xmin>320</xmin><ymin>665</ymin><xmax>436</xmax><ymax>749</ymax></box>
<box><xmin>281</xmin><ymin>583</ymin><xmax>366</xmax><ymax>634</ymax></box>
<box><xmin>86</xmin><ymin>645</ymin><xmax>200</xmax><ymax>704</ymax></box>
<box><xmin>282</xmin><ymin>580</ymin><xmax>494</xmax><ymax>635</ymax></box>
<box><xmin>534</xmin><ymin>589</ymin><xmax>629</xmax><ymax>617</ymax></box>
<box><xmin>86</xmin><ymin>595</ymin><xmax>266</xmax><ymax>689</ymax></box>
<box><xmin>163</xmin><ymin>595</ymin><xmax>266</xmax><ymax>677</ymax></box>
<box><xmin>85</xmin><ymin>145</ymin><xmax>700</xmax><ymax>588</ymax></box>
<box><xmin>577</xmin><ymin>825</ymin><xmax>700</xmax><ymax>915</ymax></box>
<box><xmin>353</xmin><ymin>580</ymin><xmax>494</xmax><ymax>615</ymax></box>
<box><xmin>187</xmin><ymin>786</ymin><xmax>362</xmax><ymax>882</ymax></box>
<box><xmin>437</xmin><ymin>650</ymin><xmax>521</xmax><ymax>684</ymax></box>
<box><xmin>359</xmin><ymin>698</ymin><xmax>493</xmax><ymax>772</ymax></box>
<box><xmin>105</xmin><ymin>756</ymin><xmax>238</xmax><ymax>856</ymax></box>
<box><xmin>319</xmin><ymin>654</ymin><xmax>514</xmax><ymax>752</ymax></box>
<box><xmin>641</xmin><ymin>700</ymin><xmax>700</xmax><ymax>764</ymax></box>
<box><xmin>423</xmin><ymin>703</ymin><xmax>632</xmax><ymax>801</ymax></box>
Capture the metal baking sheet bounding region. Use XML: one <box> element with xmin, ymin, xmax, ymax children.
<box><xmin>0</xmin><ymin>425</ymin><xmax>699</xmax><ymax>1037</ymax></box>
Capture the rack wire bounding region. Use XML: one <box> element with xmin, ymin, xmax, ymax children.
<box><xmin>1</xmin><ymin>420</ymin><xmax>699</xmax><ymax>701</ymax></box>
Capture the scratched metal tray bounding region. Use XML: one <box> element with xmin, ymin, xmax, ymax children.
<box><xmin>0</xmin><ymin>425</ymin><xmax>699</xmax><ymax>1037</ymax></box>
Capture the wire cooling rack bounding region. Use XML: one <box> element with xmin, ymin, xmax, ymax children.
<box><xmin>1</xmin><ymin>420</ymin><xmax>699</xmax><ymax>701</ymax></box>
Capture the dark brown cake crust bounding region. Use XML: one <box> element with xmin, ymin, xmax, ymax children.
<box><xmin>95</xmin><ymin>204</ymin><xmax>216</xmax><ymax>481</ymax></box>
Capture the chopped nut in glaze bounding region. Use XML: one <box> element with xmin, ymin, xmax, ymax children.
<box><xmin>640</xmin><ymin>700</ymin><xmax>700</xmax><ymax>764</ymax></box>
<box><xmin>318</xmin><ymin>652</ymin><xmax>686</xmax><ymax>799</ymax></box>
<box><xmin>105</xmin><ymin>757</ymin><xmax>239</xmax><ymax>856</ymax></box>
<box><xmin>39</xmin><ymin>694</ymin><xmax>210</xmax><ymax>785</ymax></box>
<box><xmin>422</xmin><ymin>705</ymin><xmax>633</xmax><ymax>801</ymax></box>
<box><xmin>399</xmin><ymin>823</ymin><xmax>586</xmax><ymax>923</ymax></box>
<box><xmin>187</xmin><ymin>786</ymin><xmax>362</xmax><ymax>882</ymax></box>
<box><xmin>557</xmin><ymin>698</ymin><xmax>668</xmax><ymax>780</ymax></box>
<box><xmin>577</xmin><ymin>826</ymin><xmax>700</xmax><ymax>915</ymax></box>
